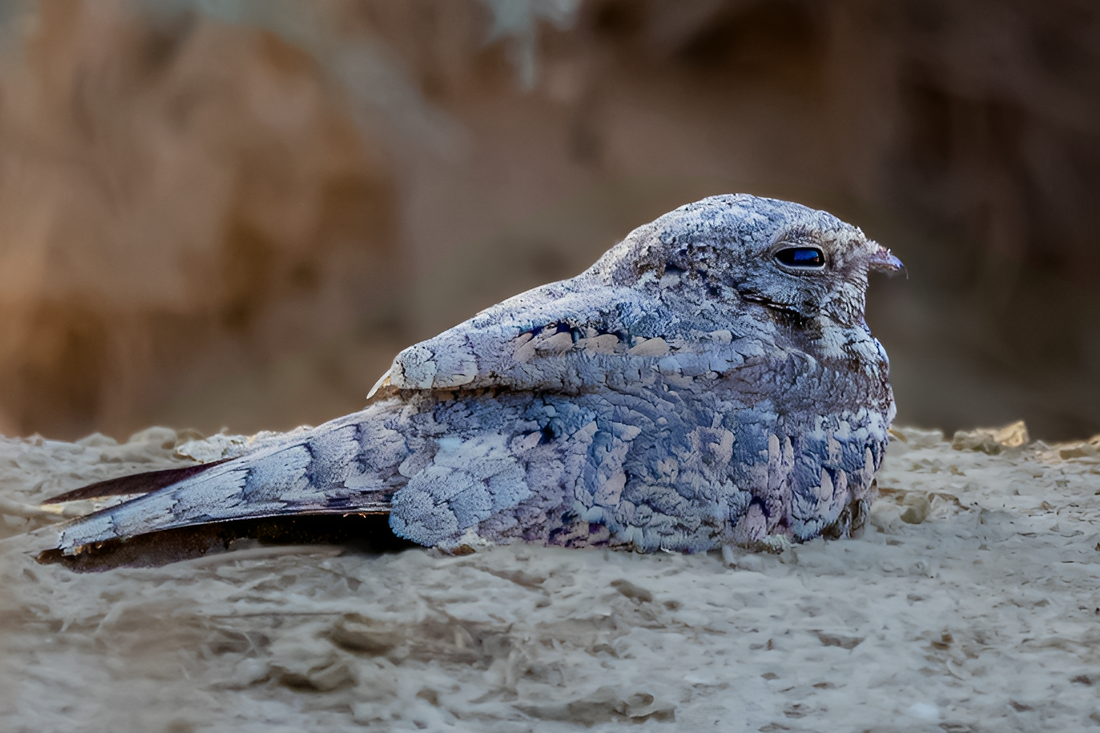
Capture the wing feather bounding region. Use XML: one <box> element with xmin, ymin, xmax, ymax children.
<box><xmin>375</xmin><ymin>278</ymin><xmax>751</xmax><ymax>397</ymax></box>
<box><xmin>42</xmin><ymin>460</ymin><xmax>230</xmax><ymax>504</ymax></box>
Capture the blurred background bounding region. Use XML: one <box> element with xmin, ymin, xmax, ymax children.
<box><xmin>0</xmin><ymin>0</ymin><xmax>1096</xmax><ymax>442</ymax></box>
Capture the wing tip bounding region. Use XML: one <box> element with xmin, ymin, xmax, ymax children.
<box><xmin>366</xmin><ymin>369</ymin><xmax>393</xmax><ymax>400</ymax></box>
<box><xmin>41</xmin><ymin>459</ymin><xmax>230</xmax><ymax>505</ymax></box>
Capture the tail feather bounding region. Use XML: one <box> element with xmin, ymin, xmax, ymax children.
<box><xmin>54</xmin><ymin>435</ymin><xmax>393</xmax><ymax>555</ymax></box>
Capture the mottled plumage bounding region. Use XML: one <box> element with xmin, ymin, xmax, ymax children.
<box><xmin>49</xmin><ymin>194</ymin><xmax>903</xmax><ymax>555</ymax></box>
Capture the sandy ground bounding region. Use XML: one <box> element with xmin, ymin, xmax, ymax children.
<box><xmin>1</xmin><ymin>425</ymin><xmax>1099</xmax><ymax>732</ymax></box>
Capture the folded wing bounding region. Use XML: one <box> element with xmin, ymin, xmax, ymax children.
<box><xmin>371</xmin><ymin>277</ymin><xmax>753</xmax><ymax>398</ymax></box>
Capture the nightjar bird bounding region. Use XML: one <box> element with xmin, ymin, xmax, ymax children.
<box><xmin>48</xmin><ymin>194</ymin><xmax>903</xmax><ymax>556</ymax></box>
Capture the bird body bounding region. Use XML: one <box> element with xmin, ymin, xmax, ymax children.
<box><xmin>51</xmin><ymin>194</ymin><xmax>903</xmax><ymax>555</ymax></box>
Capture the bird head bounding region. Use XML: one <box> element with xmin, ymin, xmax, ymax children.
<box><xmin>598</xmin><ymin>194</ymin><xmax>903</xmax><ymax>328</ymax></box>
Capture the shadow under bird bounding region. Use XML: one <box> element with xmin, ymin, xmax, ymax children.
<box><xmin>45</xmin><ymin>194</ymin><xmax>904</xmax><ymax>557</ymax></box>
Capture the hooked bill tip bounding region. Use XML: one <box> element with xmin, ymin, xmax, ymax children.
<box><xmin>867</xmin><ymin>243</ymin><xmax>904</xmax><ymax>274</ymax></box>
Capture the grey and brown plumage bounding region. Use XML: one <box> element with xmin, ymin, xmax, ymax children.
<box><xmin>47</xmin><ymin>194</ymin><xmax>903</xmax><ymax>556</ymax></box>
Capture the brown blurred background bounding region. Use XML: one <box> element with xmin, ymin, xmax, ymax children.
<box><xmin>0</xmin><ymin>0</ymin><xmax>1096</xmax><ymax>442</ymax></box>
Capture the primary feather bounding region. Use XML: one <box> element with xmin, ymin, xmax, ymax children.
<box><xmin>50</xmin><ymin>194</ymin><xmax>903</xmax><ymax>555</ymax></box>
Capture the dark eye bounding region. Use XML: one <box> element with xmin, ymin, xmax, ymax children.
<box><xmin>775</xmin><ymin>247</ymin><xmax>825</xmax><ymax>268</ymax></box>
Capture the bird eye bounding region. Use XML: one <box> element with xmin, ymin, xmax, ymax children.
<box><xmin>775</xmin><ymin>247</ymin><xmax>825</xmax><ymax>268</ymax></box>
